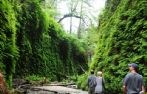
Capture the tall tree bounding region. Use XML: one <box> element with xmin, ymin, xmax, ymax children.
<box><xmin>69</xmin><ymin>0</ymin><xmax>79</xmax><ymax>34</ymax></box>
<box><xmin>77</xmin><ymin>0</ymin><xmax>83</xmax><ymax>38</ymax></box>
<box><xmin>57</xmin><ymin>0</ymin><xmax>94</xmax><ymax>36</ymax></box>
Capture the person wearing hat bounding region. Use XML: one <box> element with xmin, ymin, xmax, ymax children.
<box><xmin>123</xmin><ymin>63</ymin><xmax>145</xmax><ymax>94</ymax></box>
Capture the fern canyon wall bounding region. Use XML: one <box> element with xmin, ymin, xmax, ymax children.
<box><xmin>78</xmin><ymin>0</ymin><xmax>147</xmax><ymax>93</ymax></box>
<box><xmin>0</xmin><ymin>0</ymin><xmax>18</xmax><ymax>87</ymax></box>
<box><xmin>0</xmin><ymin>0</ymin><xmax>88</xmax><ymax>87</ymax></box>
<box><xmin>0</xmin><ymin>0</ymin><xmax>147</xmax><ymax>93</ymax></box>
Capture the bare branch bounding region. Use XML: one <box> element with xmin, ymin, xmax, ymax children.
<box><xmin>71</xmin><ymin>0</ymin><xmax>79</xmax><ymax>12</ymax></box>
<box><xmin>83</xmin><ymin>1</ymin><xmax>92</xmax><ymax>7</ymax></box>
<box><xmin>78</xmin><ymin>65</ymin><xmax>86</xmax><ymax>73</ymax></box>
<box><xmin>58</xmin><ymin>13</ymin><xmax>81</xmax><ymax>23</ymax></box>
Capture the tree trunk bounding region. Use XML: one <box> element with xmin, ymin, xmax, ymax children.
<box><xmin>77</xmin><ymin>0</ymin><xmax>83</xmax><ymax>38</ymax></box>
<box><xmin>69</xmin><ymin>17</ymin><xmax>73</xmax><ymax>34</ymax></box>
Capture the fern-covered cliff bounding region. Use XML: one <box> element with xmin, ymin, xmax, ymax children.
<box><xmin>0</xmin><ymin>0</ymin><xmax>87</xmax><ymax>87</ymax></box>
<box><xmin>78</xmin><ymin>0</ymin><xmax>147</xmax><ymax>93</ymax></box>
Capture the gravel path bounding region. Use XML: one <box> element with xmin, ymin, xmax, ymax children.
<box><xmin>27</xmin><ymin>86</ymin><xmax>88</xmax><ymax>94</ymax></box>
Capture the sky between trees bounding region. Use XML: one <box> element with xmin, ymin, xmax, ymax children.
<box><xmin>57</xmin><ymin>0</ymin><xmax>106</xmax><ymax>33</ymax></box>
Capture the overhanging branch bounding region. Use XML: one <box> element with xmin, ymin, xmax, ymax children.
<box><xmin>58</xmin><ymin>13</ymin><xmax>82</xmax><ymax>23</ymax></box>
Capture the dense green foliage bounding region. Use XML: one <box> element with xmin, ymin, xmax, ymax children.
<box><xmin>0</xmin><ymin>0</ymin><xmax>19</xmax><ymax>87</ymax></box>
<box><xmin>0</xmin><ymin>0</ymin><xmax>87</xmax><ymax>87</ymax></box>
<box><xmin>78</xmin><ymin>0</ymin><xmax>147</xmax><ymax>93</ymax></box>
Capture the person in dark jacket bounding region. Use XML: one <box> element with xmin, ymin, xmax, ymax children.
<box><xmin>88</xmin><ymin>70</ymin><xmax>97</xmax><ymax>94</ymax></box>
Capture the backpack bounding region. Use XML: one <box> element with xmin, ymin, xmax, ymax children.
<box><xmin>89</xmin><ymin>77</ymin><xmax>97</xmax><ymax>88</ymax></box>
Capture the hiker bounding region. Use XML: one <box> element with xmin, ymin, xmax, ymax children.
<box><xmin>123</xmin><ymin>63</ymin><xmax>145</xmax><ymax>94</ymax></box>
<box><xmin>88</xmin><ymin>70</ymin><xmax>97</xmax><ymax>94</ymax></box>
<box><xmin>95</xmin><ymin>71</ymin><xmax>105</xmax><ymax>94</ymax></box>
<box><xmin>0</xmin><ymin>71</ymin><xmax>9</xmax><ymax>94</ymax></box>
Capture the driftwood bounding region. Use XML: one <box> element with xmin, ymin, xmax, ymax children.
<box><xmin>0</xmin><ymin>73</ymin><xmax>9</xmax><ymax>94</ymax></box>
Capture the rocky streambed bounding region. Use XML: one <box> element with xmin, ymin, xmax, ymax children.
<box><xmin>12</xmin><ymin>79</ymin><xmax>88</xmax><ymax>94</ymax></box>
